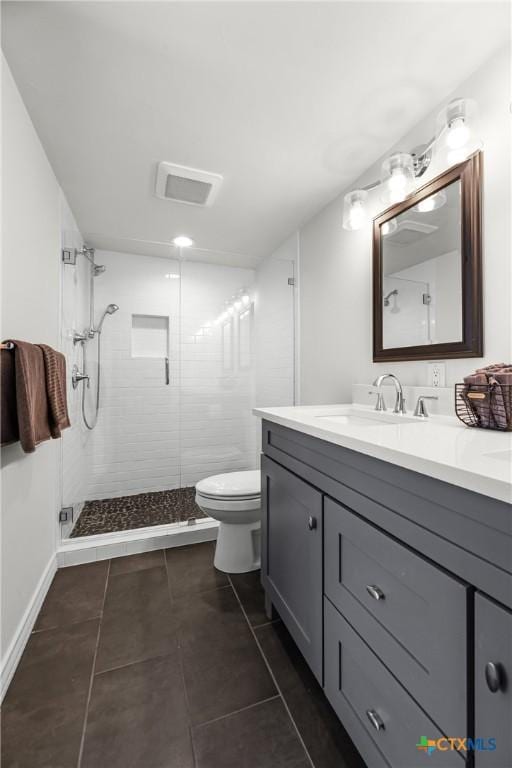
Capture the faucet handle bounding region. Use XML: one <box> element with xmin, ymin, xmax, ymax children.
<box><xmin>414</xmin><ymin>395</ymin><xmax>439</xmax><ymax>418</ymax></box>
<box><xmin>368</xmin><ymin>389</ymin><xmax>387</xmax><ymax>412</ymax></box>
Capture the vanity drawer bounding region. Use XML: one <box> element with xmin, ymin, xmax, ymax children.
<box><xmin>324</xmin><ymin>599</ymin><xmax>464</xmax><ymax>768</ymax></box>
<box><xmin>324</xmin><ymin>497</ymin><xmax>468</xmax><ymax>736</ymax></box>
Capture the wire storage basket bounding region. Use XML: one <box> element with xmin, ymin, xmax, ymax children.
<box><xmin>455</xmin><ymin>383</ymin><xmax>512</xmax><ymax>431</ymax></box>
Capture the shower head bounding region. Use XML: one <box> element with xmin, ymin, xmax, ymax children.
<box><xmin>97</xmin><ymin>303</ymin><xmax>119</xmax><ymax>332</ymax></box>
<box><xmin>383</xmin><ymin>289</ymin><xmax>398</xmax><ymax>307</ymax></box>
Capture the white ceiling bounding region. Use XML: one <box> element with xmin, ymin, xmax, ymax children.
<box><xmin>2</xmin><ymin>1</ymin><xmax>509</xmax><ymax>267</ymax></box>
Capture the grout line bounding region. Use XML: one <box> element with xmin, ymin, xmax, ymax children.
<box><xmin>31</xmin><ymin>614</ymin><xmax>103</xmax><ymax>635</ymax></box>
<box><xmin>228</xmin><ymin>575</ymin><xmax>316</xmax><ymax>768</ymax></box>
<box><xmin>163</xmin><ymin>545</ymin><xmax>198</xmax><ymax>768</ymax></box>
<box><xmin>93</xmin><ymin>649</ymin><xmax>177</xmax><ymax>678</ymax></box>
<box><xmin>193</xmin><ymin>694</ymin><xmax>281</xmax><ymax>730</ymax></box>
<box><xmin>251</xmin><ymin>618</ymin><xmax>281</xmax><ymax>630</ymax></box>
<box><xmin>76</xmin><ymin>559</ymin><xmax>111</xmax><ymax>768</ymax></box>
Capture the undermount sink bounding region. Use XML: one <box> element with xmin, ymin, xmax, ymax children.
<box><xmin>315</xmin><ymin>408</ymin><xmax>420</xmax><ymax>427</ymax></box>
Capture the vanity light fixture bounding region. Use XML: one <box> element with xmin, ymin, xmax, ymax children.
<box><xmin>381</xmin><ymin>218</ymin><xmax>398</xmax><ymax>236</ymax></box>
<box><xmin>380</xmin><ymin>153</ymin><xmax>415</xmax><ymax>205</ymax></box>
<box><xmin>435</xmin><ymin>98</ymin><xmax>480</xmax><ymax>166</ymax></box>
<box><xmin>414</xmin><ymin>189</ymin><xmax>447</xmax><ymax>213</ymax></box>
<box><xmin>341</xmin><ymin>96</ymin><xmax>480</xmax><ymax>231</ymax></box>
<box><xmin>172</xmin><ymin>235</ymin><xmax>194</xmax><ymax>248</ymax></box>
<box><xmin>342</xmin><ymin>190</ymin><xmax>369</xmax><ymax>231</ymax></box>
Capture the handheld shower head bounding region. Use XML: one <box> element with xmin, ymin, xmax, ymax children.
<box><xmin>97</xmin><ymin>303</ymin><xmax>119</xmax><ymax>332</ymax></box>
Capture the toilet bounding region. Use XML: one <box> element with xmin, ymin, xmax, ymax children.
<box><xmin>195</xmin><ymin>470</ymin><xmax>261</xmax><ymax>573</ymax></box>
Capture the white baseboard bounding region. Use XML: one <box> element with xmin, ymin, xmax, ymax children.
<box><xmin>1</xmin><ymin>554</ymin><xmax>57</xmax><ymax>702</ymax></box>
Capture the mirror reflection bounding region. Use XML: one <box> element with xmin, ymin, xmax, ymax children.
<box><xmin>381</xmin><ymin>179</ymin><xmax>462</xmax><ymax>349</ymax></box>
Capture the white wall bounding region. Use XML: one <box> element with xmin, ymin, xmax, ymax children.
<box><xmin>299</xmin><ymin>46</ymin><xmax>511</xmax><ymax>403</ymax></box>
<box><xmin>1</xmin><ymin>59</ymin><xmax>61</xmax><ymax>678</ymax></box>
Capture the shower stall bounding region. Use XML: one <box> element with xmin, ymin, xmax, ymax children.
<box><xmin>59</xmin><ymin>243</ymin><xmax>296</xmax><ymax>554</ymax></box>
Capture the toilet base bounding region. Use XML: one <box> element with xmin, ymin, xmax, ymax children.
<box><xmin>214</xmin><ymin>521</ymin><xmax>261</xmax><ymax>574</ymax></box>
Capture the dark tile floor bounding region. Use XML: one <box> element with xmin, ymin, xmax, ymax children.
<box><xmin>1</xmin><ymin>542</ymin><xmax>366</xmax><ymax>768</ymax></box>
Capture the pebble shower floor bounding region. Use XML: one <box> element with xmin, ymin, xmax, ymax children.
<box><xmin>70</xmin><ymin>487</ymin><xmax>206</xmax><ymax>537</ymax></box>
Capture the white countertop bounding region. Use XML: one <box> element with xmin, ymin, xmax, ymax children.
<box><xmin>253</xmin><ymin>404</ymin><xmax>512</xmax><ymax>504</ymax></box>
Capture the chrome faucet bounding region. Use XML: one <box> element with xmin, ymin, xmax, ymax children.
<box><xmin>372</xmin><ymin>373</ymin><xmax>406</xmax><ymax>414</ymax></box>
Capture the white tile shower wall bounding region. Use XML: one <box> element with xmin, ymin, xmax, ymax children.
<box><xmin>84</xmin><ymin>251</ymin><xmax>257</xmax><ymax>499</ymax></box>
<box><xmin>60</xmin><ymin>195</ymin><xmax>90</xmax><ymax>517</ymax></box>
<box><xmin>180</xmin><ymin>261</ymin><xmax>257</xmax><ymax>487</ymax></box>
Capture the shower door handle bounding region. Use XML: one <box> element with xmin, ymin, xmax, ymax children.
<box><xmin>165</xmin><ymin>357</ymin><xmax>170</xmax><ymax>385</ymax></box>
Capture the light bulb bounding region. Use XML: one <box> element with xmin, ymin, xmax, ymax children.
<box><xmin>415</xmin><ymin>190</ymin><xmax>447</xmax><ymax>213</ymax></box>
<box><xmin>342</xmin><ymin>189</ymin><xmax>368</xmax><ymax>231</ymax></box>
<box><xmin>446</xmin><ymin>117</ymin><xmax>470</xmax><ymax>150</ymax></box>
<box><xmin>388</xmin><ymin>169</ymin><xmax>407</xmax><ymax>193</ymax></box>
<box><xmin>234</xmin><ymin>298</ymin><xmax>243</xmax><ymax>311</ymax></box>
<box><xmin>381</xmin><ymin>219</ymin><xmax>397</xmax><ymax>236</ymax></box>
<box><xmin>348</xmin><ymin>201</ymin><xmax>365</xmax><ymax>230</ymax></box>
<box><xmin>172</xmin><ymin>235</ymin><xmax>194</xmax><ymax>248</ymax></box>
<box><xmin>241</xmin><ymin>293</ymin><xmax>250</xmax><ymax>306</ymax></box>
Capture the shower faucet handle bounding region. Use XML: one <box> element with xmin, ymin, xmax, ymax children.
<box><xmin>71</xmin><ymin>365</ymin><xmax>89</xmax><ymax>390</ymax></box>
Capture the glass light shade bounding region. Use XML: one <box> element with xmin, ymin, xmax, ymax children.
<box><xmin>342</xmin><ymin>189</ymin><xmax>369</xmax><ymax>231</ymax></box>
<box><xmin>381</xmin><ymin>218</ymin><xmax>398</xmax><ymax>236</ymax></box>
<box><xmin>380</xmin><ymin>153</ymin><xmax>415</xmax><ymax>205</ymax></box>
<box><xmin>241</xmin><ymin>293</ymin><xmax>250</xmax><ymax>306</ymax></box>
<box><xmin>434</xmin><ymin>98</ymin><xmax>481</xmax><ymax>167</ymax></box>
<box><xmin>414</xmin><ymin>189</ymin><xmax>447</xmax><ymax>213</ymax></box>
<box><xmin>233</xmin><ymin>298</ymin><xmax>243</xmax><ymax>311</ymax></box>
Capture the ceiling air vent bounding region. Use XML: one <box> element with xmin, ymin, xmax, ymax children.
<box><xmin>155</xmin><ymin>162</ymin><xmax>223</xmax><ymax>207</ymax></box>
<box><xmin>386</xmin><ymin>219</ymin><xmax>438</xmax><ymax>246</ymax></box>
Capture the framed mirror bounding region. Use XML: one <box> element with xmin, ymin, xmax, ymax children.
<box><xmin>373</xmin><ymin>153</ymin><xmax>482</xmax><ymax>362</ymax></box>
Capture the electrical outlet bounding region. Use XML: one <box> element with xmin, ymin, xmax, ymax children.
<box><xmin>428</xmin><ymin>362</ymin><xmax>445</xmax><ymax>388</ymax></box>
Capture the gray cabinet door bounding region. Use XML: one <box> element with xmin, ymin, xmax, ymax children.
<box><xmin>324</xmin><ymin>599</ymin><xmax>463</xmax><ymax>768</ymax></box>
<box><xmin>475</xmin><ymin>593</ymin><xmax>512</xmax><ymax>767</ymax></box>
<box><xmin>324</xmin><ymin>496</ymin><xmax>468</xmax><ymax>737</ymax></box>
<box><xmin>261</xmin><ymin>455</ymin><xmax>323</xmax><ymax>683</ymax></box>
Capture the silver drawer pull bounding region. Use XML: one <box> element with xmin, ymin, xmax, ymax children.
<box><xmin>308</xmin><ymin>515</ymin><xmax>317</xmax><ymax>531</ymax></box>
<box><xmin>366</xmin><ymin>584</ymin><xmax>385</xmax><ymax>601</ymax></box>
<box><xmin>366</xmin><ymin>709</ymin><xmax>385</xmax><ymax>732</ymax></box>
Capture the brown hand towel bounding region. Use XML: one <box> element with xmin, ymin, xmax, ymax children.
<box><xmin>3</xmin><ymin>340</ymin><xmax>52</xmax><ymax>453</ymax></box>
<box><xmin>37</xmin><ymin>344</ymin><xmax>71</xmax><ymax>438</ymax></box>
<box><xmin>1</xmin><ymin>347</ymin><xmax>20</xmax><ymax>446</ymax></box>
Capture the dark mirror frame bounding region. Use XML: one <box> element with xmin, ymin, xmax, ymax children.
<box><xmin>373</xmin><ymin>152</ymin><xmax>482</xmax><ymax>362</ymax></box>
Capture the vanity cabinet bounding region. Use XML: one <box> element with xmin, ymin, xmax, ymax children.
<box><xmin>474</xmin><ymin>594</ymin><xmax>512</xmax><ymax>767</ymax></box>
<box><xmin>261</xmin><ymin>455</ymin><xmax>323</xmax><ymax>682</ymax></box>
<box><xmin>260</xmin><ymin>420</ymin><xmax>512</xmax><ymax>768</ymax></box>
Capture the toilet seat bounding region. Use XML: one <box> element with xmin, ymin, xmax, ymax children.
<box><xmin>196</xmin><ymin>470</ymin><xmax>260</xmax><ymax>499</ymax></box>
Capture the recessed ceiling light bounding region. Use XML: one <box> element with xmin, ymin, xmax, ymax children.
<box><xmin>165</xmin><ymin>273</ymin><xmax>180</xmax><ymax>279</ymax></box>
<box><xmin>172</xmin><ymin>235</ymin><xmax>194</xmax><ymax>248</ymax></box>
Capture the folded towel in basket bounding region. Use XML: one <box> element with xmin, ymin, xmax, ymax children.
<box><xmin>463</xmin><ymin>364</ymin><xmax>512</xmax><ymax>430</ymax></box>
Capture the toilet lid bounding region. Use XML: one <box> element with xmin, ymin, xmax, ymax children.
<box><xmin>196</xmin><ymin>470</ymin><xmax>261</xmax><ymax>499</ymax></box>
